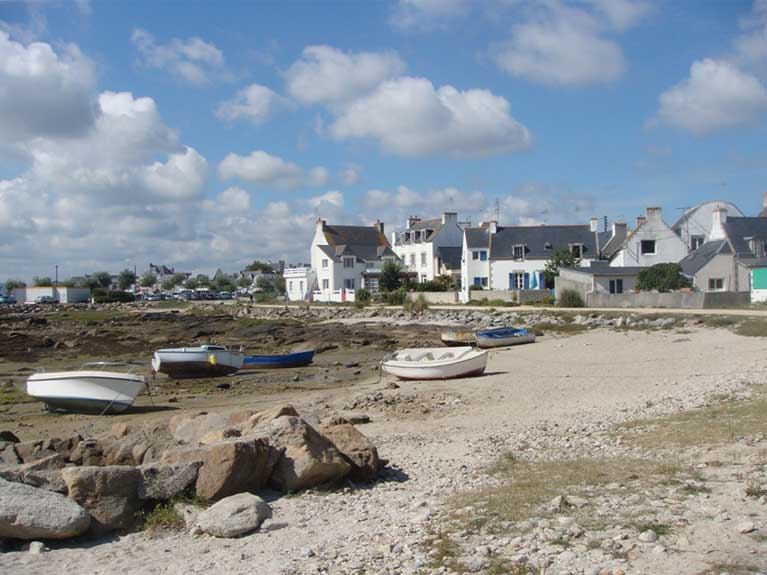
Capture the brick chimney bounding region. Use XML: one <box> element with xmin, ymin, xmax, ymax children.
<box><xmin>374</xmin><ymin>219</ymin><xmax>384</xmax><ymax>235</ymax></box>
<box><xmin>709</xmin><ymin>206</ymin><xmax>727</xmax><ymax>241</ymax></box>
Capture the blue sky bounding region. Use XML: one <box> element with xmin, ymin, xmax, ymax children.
<box><xmin>1</xmin><ymin>0</ymin><xmax>767</xmax><ymax>281</ymax></box>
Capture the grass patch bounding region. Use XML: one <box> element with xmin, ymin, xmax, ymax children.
<box><xmin>701</xmin><ymin>315</ymin><xmax>739</xmax><ymax>328</ymax></box>
<box><xmin>531</xmin><ymin>322</ymin><xmax>589</xmax><ymax>335</ymax></box>
<box><xmin>47</xmin><ymin>309</ymin><xmax>126</xmax><ymax>323</ymax></box>
<box><xmin>745</xmin><ymin>482</ymin><xmax>767</xmax><ymax>498</ymax></box>
<box><xmin>734</xmin><ymin>319</ymin><xmax>767</xmax><ymax>337</ymax></box>
<box><xmin>0</xmin><ymin>382</ymin><xmax>31</xmax><ymax>405</ymax></box>
<box><xmin>621</xmin><ymin>389</ymin><xmax>767</xmax><ymax>449</ymax></box>
<box><xmin>154</xmin><ymin>300</ymin><xmax>190</xmax><ymax>309</ymax></box>
<box><xmin>633</xmin><ymin>520</ymin><xmax>672</xmax><ymax>536</ymax></box>
<box><xmin>141</xmin><ymin>501</ymin><xmax>185</xmax><ymax>532</ymax></box>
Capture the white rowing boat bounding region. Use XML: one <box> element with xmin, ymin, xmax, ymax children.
<box><xmin>26</xmin><ymin>362</ymin><xmax>147</xmax><ymax>414</ymax></box>
<box><xmin>152</xmin><ymin>344</ymin><xmax>244</xmax><ymax>379</ymax></box>
<box><xmin>382</xmin><ymin>346</ymin><xmax>488</xmax><ymax>380</ymax></box>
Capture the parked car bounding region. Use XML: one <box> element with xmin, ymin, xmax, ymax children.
<box><xmin>144</xmin><ymin>294</ymin><xmax>162</xmax><ymax>302</ymax></box>
<box><xmin>0</xmin><ymin>295</ymin><xmax>17</xmax><ymax>305</ymax></box>
<box><xmin>35</xmin><ymin>295</ymin><xmax>58</xmax><ymax>304</ymax></box>
<box><xmin>218</xmin><ymin>291</ymin><xmax>233</xmax><ymax>300</ymax></box>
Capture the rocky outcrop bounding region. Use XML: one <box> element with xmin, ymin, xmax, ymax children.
<box><xmin>259</xmin><ymin>416</ymin><xmax>351</xmax><ymax>492</ymax></box>
<box><xmin>0</xmin><ymin>478</ymin><xmax>90</xmax><ymax>539</ymax></box>
<box><xmin>319</xmin><ymin>417</ymin><xmax>382</xmax><ymax>482</ymax></box>
<box><xmin>61</xmin><ymin>466</ymin><xmax>142</xmax><ymax>530</ymax></box>
<box><xmin>137</xmin><ymin>462</ymin><xmax>201</xmax><ymax>501</ymax></box>
<box><xmin>195</xmin><ymin>493</ymin><xmax>272</xmax><ymax>538</ymax></box>
<box><xmin>168</xmin><ymin>412</ymin><xmax>228</xmax><ymax>445</ymax></box>
<box><xmin>0</xmin><ymin>453</ymin><xmax>67</xmax><ymax>492</ymax></box>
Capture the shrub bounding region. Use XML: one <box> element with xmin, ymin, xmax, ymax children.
<box><xmin>142</xmin><ymin>501</ymin><xmax>185</xmax><ymax>532</ymax></box>
<box><xmin>414</xmin><ymin>280</ymin><xmax>449</xmax><ymax>292</ymax></box>
<box><xmin>637</xmin><ymin>263</ymin><xmax>691</xmax><ymax>292</ymax></box>
<box><xmin>557</xmin><ymin>289</ymin><xmax>584</xmax><ymax>308</ymax></box>
<box><xmin>355</xmin><ymin>287</ymin><xmax>371</xmax><ymax>304</ymax></box>
<box><xmin>469</xmin><ymin>285</ymin><xmax>484</xmax><ymax>291</ymax></box>
<box><xmin>93</xmin><ymin>289</ymin><xmax>135</xmax><ymax>303</ymax></box>
<box><xmin>254</xmin><ymin>292</ymin><xmax>277</xmax><ymax>304</ymax></box>
<box><xmin>384</xmin><ymin>287</ymin><xmax>408</xmax><ymax>305</ymax></box>
<box><xmin>404</xmin><ymin>293</ymin><xmax>429</xmax><ymax>313</ymax></box>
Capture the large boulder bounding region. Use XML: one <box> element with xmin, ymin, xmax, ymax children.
<box><xmin>160</xmin><ymin>439</ymin><xmax>278</xmax><ymax>501</ymax></box>
<box><xmin>16</xmin><ymin>435</ymin><xmax>82</xmax><ymax>463</ymax></box>
<box><xmin>68</xmin><ymin>439</ymin><xmax>104</xmax><ymax>466</ymax></box>
<box><xmin>242</xmin><ymin>405</ymin><xmax>300</xmax><ymax>433</ymax></box>
<box><xmin>0</xmin><ymin>443</ymin><xmax>21</xmax><ymax>465</ymax></box>
<box><xmin>195</xmin><ymin>493</ymin><xmax>272</xmax><ymax>538</ymax></box>
<box><xmin>0</xmin><ymin>478</ymin><xmax>90</xmax><ymax>539</ymax></box>
<box><xmin>61</xmin><ymin>466</ymin><xmax>142</xmax><ymax>531</ymax></box>
<box><xmin>168</xmin><ymin>412</ymin><xmax>228</xmax><ymax>445</ymax></box>
<box><xmin>318</xmin><ymin>417</ymin><xmax>382</xmax><ymax>482</ymax></box>
<box><xmin>260</xmin><ymin>416</ymin><xmax>351</xmax><ymax>492</ymax></box>
<box><xmin>0</xmin><ymin>453</ymin><xmax>67</xmax><ymax>493</ymax></box>
<box><xmin>137</xmin><ymin>462</ymin><xmax>201</xmax><ymax>501</ymax></box>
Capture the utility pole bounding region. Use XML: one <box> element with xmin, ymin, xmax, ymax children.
<box><xmin>55</xmin><ymin>265</ymin><xmax>58</xmax><ymax>286</ymax></box>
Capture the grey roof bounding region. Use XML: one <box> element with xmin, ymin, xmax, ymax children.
<box><xmin>739</xmin><ymin>257</ymin><xmax>767</xmax><ymax>268</ymax></box>
<box><xmin>436</xmin><ymin>247</ymin><xmax>462</xmax><ymax>271</ymax></box>
<box><xmin>465</xmin><ymin>227</ymin><xmax>490</xmax><ymax>249</ymax></box>
<box><xmin>723</xmin><ymin>217</ymin><xmax>767</xmax><ymax>256</ymax></box>
<box><xmin>563</xmin><ymin>264</ymin><xmax>647</xmax><ymax>277</ymax></box>
<box><xmin>671</xmin><ymin>201</ymin><xmax>744</xmax><ymax>232</ymax></box>
<box><xmin>679</xmin><ymin>240</ymin><xmax>731</xmax><ymax>276</ymax></box>
<box><xmin>490</xmin><ymin>225</ymin><xmax>599</xmax><ymax>259</ymax></box>
<box><xmin>401</xmin><ymin>217</ymin><xmax>444</xmax><ymax>242</ymax></box>
<box><xmin>322</xmin><ymin>224</ymin><xmax>394</xmax><ymax>262</ymax></box>
<box><xmin>599</xmin><ymin>231</ymin><xmax>624</xmax><ymax>259</ymax></box>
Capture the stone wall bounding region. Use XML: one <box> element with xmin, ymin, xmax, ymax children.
<box><xmin>406</xmin><ymin>291</ymin><xmax>460</xmax><ymax>304</ymax></box>
<box><xmin>467</xmin><ymin>289</ymin><xmax>551</xmax><ymax>303</ymax></box>
<box><xmin>584</xmin><ymin>291</ymin><xmax>749</xmax><ymax>309</ymax></box>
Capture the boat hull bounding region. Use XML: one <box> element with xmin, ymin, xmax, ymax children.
<box><xmin>440</xmin><ymin>330</ymin><xmax>476</xmax><ymax>347</ymax></box>
<box><xmin>382</xmin><ymin>347</ymin><xmax>488</xmax><ymax>380</ymax></box>
<box><xmin>241</xmin><ymin>350</ymin><xmax>315</xmax><ymax>370</ymax></box>
<box><xmin>152</xmin><ymin>349</ymin><xmax>244</xmax><ymax>379</ymax></box>
<box><xmin>26</xmin><ymin>371</ymin><xmax>147</xmax><ymax>414</ymax></box>
<box><xmin>475</xmin><ymin>328</ymin><xmax>536</xmax><ymax>349</ymax></box>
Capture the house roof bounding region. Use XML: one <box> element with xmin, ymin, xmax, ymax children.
<box><xmin>322</xmin><ymin>224</ymin><xmax>394</xmax><ymax>262</ymax></box>
<box><xmin>490</xmin><ymin>225</ymin><xmax>598</xmax><ymax>259</ymax></box>
<box><xmin>465</xmin><ymin>228</ymin><xmax>490</xmax><ymax>249</ymax></box>
<box><xmin>563</xmin><ymin>264</ymin><xmax>647</xmax><ymax>277</ymax></box>
<box><xmin>679</xmin><ymin>240</ymin><xmax>731</xmax><ymax>276</ymax></box>
<box><xmin>599</xmin><ymin>231</ymin><xmax>624</xmax><ymax>259</ymax></box>
<box><xmin>436</xmin><ymin>246</ymin><xmax>462</xmax><ymax>270</ymax></box>
<box><xmin>401</xmin><ymin>217</ymin><xmax>444</xmax><ymax>242</ymax></box>
<box><xmin>723</xmin><ymin>217</ymin><xmax>767</xmax><ymax>256</ymax></box>
<box><xmin>671</xmin><ymin>200</ymin><xmax>744</xmax><ymax>232</ymax></box>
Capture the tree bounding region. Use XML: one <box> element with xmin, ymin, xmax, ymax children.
<box><xmin>379</xmin><ymin>261</ymin><xmax>402</xmax><ymax>292</ymax></box>
<box><xmin>117</xmin><ymin>269</ymin><xmax>136</xmax><ymax>290</ymax></box>
<box><xmin>637</xmin><ymin>263</ymin><xmax>691</xmax><ymax>292</ymax></box>
<box><xmin>213</xmin><ymin>275</ymin><xmax>236</xmax><ymax>292</ymax></box>
<box><xmin>92</xmin><ymin>271</ymin><xmax>112</xmax><ymax>289</ymax></box>
<box><xmin>161</xmin><ymin>279</ymin><xmax>175</xmax><ymax>291</ymax></box>
<box><xmin>196</xmin><ymin>274</ymin><xmax>211</xmax><ymax>287</ymax></box>
<box><xmin>5</xmin><ymin>279</ymin><xmax>26</xmax><ymax>292</ymax></box>
<box><xmin>59</xmin><ymin>279</ymin><xmax>76</xmax><ymax>288</ymax></box>
<box><xmin>170</xmin><ymin>273</ymin><xmax>187</xmax><ymax>287</ymax></box>
<box><xmin>140</xmin><ymin>274</ymin><xmax>157</xmax><ymax>288</ymax></box>
<box><xmin>256</xmin><ymin>276</ymin><xmax>275</xmax><ymax>293</ymax></box>
<box><xmin>184</xmin><ymin>278</ymin><xmax>199</xmax><ymax>290</ymax></box>
<box><xmin>33</xmin><ymin>276</ymin><xmax>53</xmax><ymax>287</ymax></box>
<box><xmin>236</xmin><ymin>276</ymin><xmax>251</xmax><ymax>289</ymax></box>
<box><xmin>246</xmin><ymin>261</ymin><xmax>274</xmax><ymax>273</ymax></box>
<box><xmin>543</xmin><ymin>248</ymin><xmax>581</xmax><ymax>286</ymax></box>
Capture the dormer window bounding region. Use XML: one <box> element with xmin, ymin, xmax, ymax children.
<box><xmin>570</xmin><ymin>244</ymin><xmax>583</xmax><ymax>259</ymax></box>
<box><xmin>513</xmin><ymin>245</ymin><xmax>525</xmax><ymax>261</ymax></box>
<box><xmin>544</xmin><ymin>242</ymin><xmax>552</xmax><ymax>250</ymax></box>
<box><xmin>343</xmin><ymin>257</ymin><xmax>355</xmax><ymax>268</ymax></box>
<box><xmin>750</xmin><ymin>238</ymin><xmax>765</xmax><ymax>258</ymax></box>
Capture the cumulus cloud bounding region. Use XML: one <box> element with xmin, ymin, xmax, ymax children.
<box><xmin>390</xmin><ymin>0</ymin><xmax>470</xmax><ymax>30</ymax></box>
<box><xmin>735</xmin><ymin>0</ymin><xmax>767</xmax><ymax>77</ymax></box>
<box><xmin>218</xmin><ymin>150</ymin><xmax>329</xmax><ymax>189</ymax></box>
<box><xmin>215</xmin><ymin>84</ymin><xmax>287</xmax><ymax>125</ymax></box>
<box><xmin>339</xmin><ymin>164</ymin><xmax>362</xmax><ymax>185</ymax></box>
<box><xmin>131</xmin><ymin>28</ymin><xmax>224</xmax><ymax>85</ymax></box>
<box><xmin>655</xmin><ymin>58</ymin><xmax>767</xmax><ymax>135</ymax></box>
<box><xmin>585</xmin><ymin>0</ymin><xmax>650</xmax><ymax>31</ymax></box>
<box><xmin>329</xmin><ymin>76</ymin><xmax>531</xmax><ymax>157</ymax></box>
<box><xmin>284</xmin><ymin>45</ymin><xmax>405</xmax><ymax>105</ymax></box>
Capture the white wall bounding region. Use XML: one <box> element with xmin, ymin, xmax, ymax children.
<box><xmin>678</xmin><ymin>201</ymin><xmax>743</xmax><ymax>248</ymax></box>
<box><xmin>611</xmin><ymin>209</ymin><xmax>688</xmax><ymax>267</ymax></box>
<box><xmin>284</xmin><ymin>268</ymin><xmax>316</xmax><ymax>302</ymax></box>
<box><xmin>393</xmin><ymin>214</ymin><xmax>463</xmax><ymax>282</ymax></box>
<box><xmin>489</xmin><ymin>259</ymin><xmax>548</xmax><ymax>290</ymax></box>
<box><xmin>13</xmin><ymin>286</ymin><xmax>91</xmax><ymax>303</ymax></box>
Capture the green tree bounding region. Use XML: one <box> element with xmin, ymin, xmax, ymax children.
<box><xmin>637</xmin><ymin>263</ymin><xmax>691</xmax><ymax>292</ymax></box>
<box><xmin>379</xmin><ymin>261</ymin><xmax>402</xmax><ymax>292</ymax></box>
<box><xmin>59</xmin><ymin>279</ymin><xmax>76</xmax><ymax>288</ymax></box>
<box><xmin>246</xmin><ymin>261</ymin><xmax>274</xmax><ymax>273</ymax></box>
<box><xmin>256</xmin><ymin>276</ymin><xmax>275</xmax><ymax>293</ymax></box>
<box><xmin>213</xmin><ymin>275</ymin><xmax>236</xmax><ymax>292</ymax></box>
<box><xmin>236</xmin><ymin>276</ymin><xmax>251</xmax><ymax>289</ymax></box>
<box><xmin>196</xmin><ymin>274</ymin><xmax>211</xmax><ymax>287</ymax></box>
<box><xmin>170</xmin><ymin>273</ymin><xmax>187</xmax><ymax>287</ymax></box>
<box><xmin>117</xmin><ymin>269</ymin><xmax>137</xmax><ymax>290</ymax></box>
<box><xmin>184</xmin><ymin>278</ymin><xmax>199</xmax><ymax>290</ymax></box>
<box><xmin>140</xmin><ymin>274</ymin><xmax>157</xmax><ymax>288</ymax></box>
<box><xmin>543</xmin><ymin>248</ymin><xmax>581</xmax><ymax>286</ymax></box>
<box><xmin>33</xmin><ymin>276</ymin><xmax>53</xmax><ymax>287</ymax></box>
<box><xmin>5</xmin><ymin>279</ymin><xmax>26</xmax><ymax>292</ymax></box>
<box><xmin>92</xmin><ymin>271</ymin><xmax>113</xmax><ymax>289</ymax></box>
<box><xmin>161</xmin><ymin>279</ymin><xmax>175</xmax><ymax>291</ymax></box>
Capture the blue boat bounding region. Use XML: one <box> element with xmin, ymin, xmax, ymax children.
<box><xmin>241</xmin><ymin>350</ymin><xmax>315</xmax><ymax>369</ymax></box>
<box><xmin>475</xmin><ymin>327</ymin><xmax>536</xmax><ymax>349</ymax></box>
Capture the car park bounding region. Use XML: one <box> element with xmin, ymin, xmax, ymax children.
<box><xmin>34</xmin><ymin>295</ymin><xmax>58</xmax><ymax>304</ymax></box>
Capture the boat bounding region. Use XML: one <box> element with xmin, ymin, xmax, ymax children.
<box><xmin>240</xmin><ymin>350</ymin><xmax>315</xmax><ymax>369</ymax></box>
<box><xmin>26</xmin><ymin>362</ymin><xmax>147</xmax><ymax>414</ymax></box>
<box><xmin>151</xmin><ymin>344</ymin><xmax>244</xmax><ymax>379</ymax></box>
<box><xmin>381</xmin><ymin>346</ymin><xmax>488</xmax><ymax>380</ymax></box>
<box><xmin>475</xmin><ymin>327</ymin><xmax>536</xmax><ymax>348</ymax></box>
<box><xmin>440</xmin><ymin>329</ymin><xmax>476</xmax><ymax>347</ymax></box>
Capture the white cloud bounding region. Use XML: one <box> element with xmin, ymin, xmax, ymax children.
<box><xmin>493</xmin><ymin>3</ymin><xmax>626</xmax><ymax>86</ymax></box>
<box><xmin>131</xmin><ymin>28</ymin><xmax>224</xmax><ymax>85</ymax></box>
<box><xmin>735</xmin><ymin>0</ymin><xmax>767</xmax><ymax>77</ymax></box>
<box><xmin>655</xmin><ymin>58</ymin><xmax>767</xmax><ymax>135</ymax></box>
<box><xmin>339</xmin><ymin>164</ymin><xmax>362</xmax><ymax>185</ymax></box>
<box><xmin>391</xmin><ymin>0</ymin><xmax>470</xmax><ymax>30</ymax></box>
<box><xmin>329</xmin><ymin>76</ymin><xmax>531</xmax><ymax>157</ymax></box>
<box><xmin>215</xmin><ymin>84</ymin><xmax>287</xmax><ymax>125</ymax></box>
<box><xmin>218</xmin><ymin>150</ymin><xmax>329</xmax><ymax>190</ymax></box>
<box><xmin>284</xmin><ymin>45</ymin><xmax>405</xmax><ymax>105</ymax></box>
<box><xmin>585</xmin><ymin>0</ymin><xmax>650</xmax><ymax>32</ymax></box>
<box><xmin>308</xmin><ymin>190</ymin><xmax>344</xmax><ymax>210</ymax></box>
<box><xmin>0</xmin><ymin>31</ymin><xmax>96</xmax><ymax>144</ymax></box>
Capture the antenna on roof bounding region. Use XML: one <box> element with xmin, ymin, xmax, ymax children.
<box><xmin>494</xmin><ymin>198</ymin><xmax>501</xmax><ymax>224</ymax></box>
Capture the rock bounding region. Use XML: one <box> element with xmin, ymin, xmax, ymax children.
<box><xmin>195</xmin><ymin>493</ymin><xmax>272</xmax><ymax>538</ymax></box>
<box><xmin>318</xmin><ymin>418</ymin><xmax>382</xmax><ymax>482</ymax></box>
<box><xmin>0</xmin><ymin>453</ymin><xmax>67</xmax><ymax>493</ymax></box>
<box><xmin>565</xmin><ymin>495</ymin><xmax>588</xmax><ymax>508</ymax></box>
<box><xmin>737</xmin><ymin>521</ymin><xmax>756</xmax><ymax>534</ymax></box>
<box><xmin>638</xmin><ymin>529</ymin><xmax>658</xmax><ymax>542</ymax></box>
<box><xmin>243</xmin><ymin>405</ymin><xmax>300</xmax><ymax>433</ymax></box>
<box><xmin>168</xmin><ymin>412</ymin><xmax>229</xmax><ymax>446</ymax></box>
<box><xmin>138</xmin><ymin>462</ymin><xmax>201</xmax><ymax>500</ymax></box>
<box><xmin>25</xmin><ymin>541</ymin><xmax>47</xmax><ymax>554</ymax></box>
<box><xmin>174</xmin><ymin>502</ymin><xmax>202</xmax><ymax>529</ymax></box>
<box><xmin>61</xmin><ymin>466</ymin><xmax>142</xmax><ymax>531</ymax></box>
<box><xmin>198</xmin><ymin>428</ymin><xmax>242</xmax><ymax>446</ymax></box>
<box><xmin>260</xmin><ymin>416</ymin><xmax>351</xmax><ymax>492</ymax></box>
<box><xmin>69</xmin><ymin>439</ymin><xmax>104</xmax><ymax>466</ymax></box>
<box><xmin>0</xmin><ymin>478</ymin><xmax>90</xmax><ymax>539</ymax></box>
<box><xmin>0</xmin><ymin>431</ymin><xmax>20</xmax><ymax>443</ymax></box>
<box><xmin>0</xmin><ymin>444</ymin><xmax>21</xmax><ymax>465</ymax></box>
<box><xmin>160</xmin><ymin>439</ymin><xmax>277</xmax><ymax>501</ymax></box>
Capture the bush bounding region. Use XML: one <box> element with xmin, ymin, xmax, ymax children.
<box><xmin>469</xmin><ymin>285</ymin><xmax>484</xmax><ymax>291</ymax></box>
<box><xmin>254</xmin><ymin>292</ymin><xmax>277</xmax><ymax>304</ymax></box>
<box><xmin>637</xmin><ymin>263</ymin><xmax>691</xmax><ymax>292</ymax></box>
<box><xmin>557</xmin><ymin>289</ymin><xmax>584</xmax><ymax>308</ymax></box>
<box><xmin>404</xmin><ymin>293</ymin><xmax>429</xmax><ymax>313</ymax></box>
<box><xmin>383</xmin><ymin>287</ymin><xmax>407</xmax><ymax>305</ymax></box>
<box><xmin>93</xmin><ymin>289</ymin><xmax>135</xmax><ymax>303</ymax></box>
<box><xmin>414</xmin><ymin>280</ymin><xmax>449</xmax><ymax>292</ymax></box>
<box><xmin>355</xmin><ymin>287</ymin><xmax>371</xmax><ymax>304</ymax></box>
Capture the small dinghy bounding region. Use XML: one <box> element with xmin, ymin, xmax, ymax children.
<box><xmin>382</xmin><ymin>346</ymin><xmax>488</xmax><ymax>380</ymax></box>
<box><xmin>475</xmin><ymin>327</ymin><xmax>536</xmax><ymax>349</ymax></box>
<box><xmin>440</xmin><ymin>329</ymin><xmax>476</xmax><ymax>347</ymax></box>
<box><xmin>152</xmin><ymin>344</ymin><xmax>244</xmax><ymax>379</ymax></box>
<box><xmin>26</xmin><ymin>362</ymin><xmax>147</xmax><ymax>414</ymax></box>
<box><xmin>241</xmin><ymin>350</ymin><xmax>315</xmax><ymax>369</ymax></box>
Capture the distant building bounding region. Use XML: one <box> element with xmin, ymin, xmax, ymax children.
<box><xmin>392</xmin><ymin>212</ymin><xmax>464</xmax><ymax>282</ymax></box>
<box><xmin>609</xmin><ymin>207</ymin><xmax>688</xmax><ymax>267</ymax></box>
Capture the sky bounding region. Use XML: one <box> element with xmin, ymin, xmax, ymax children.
<box><xmin>1</xmin><ymin>0</ymin><xmax>767</xmax><ymax>281</ymax></box>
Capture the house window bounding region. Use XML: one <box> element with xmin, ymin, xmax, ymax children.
<box><xmin>512</xmin><ymin>272</ymin><xmax>525</xmax><ymax>289</ymax></box>
<box><xmin>751</xmin><ymin>239</ymin><xmax>766</xmax><ymax>258</ymax></box>
<box><xmin>322</xmin><ymin>279</ymin><xmax>329</xmax><ymax>290</ymax></box>
<box><xmin>299</xmin><ymin>281</ymin><xmax>303</xmax><ymax>293</ymax></box>
<box><xmin>322</xmin><ymin>259</ymin><xmax>328</xmax><ymax>269</ymax></box>
<box><xmin>479</xmin><ymin>250</ymin><xmax>488</xmax><ymax>261</ymax></box>
<box><xmin>289</xmin><ymin>281</ymin><xmax>293</xmax><ymax>291</ymax></box>
<box><xmin>344</xmin><ymin>278</ymin><xmax>355</xmax><ymax>290</ymax></box>
<box><xmin>472</xmin><ymin>251</ymin><xmax>479</xmax><ymax>260</ymax></box>
<box><xmin>343</xmin><ymin>257</ymin><xmax>354</xmax><ymax>268</ymax></box>
<box><xmin>609</xmin><ymin>279</ymin><xmax>624</xmax><ymax>294</ymax></box>
<box><xmin>473</xmin><ymin>277</ymin><xmax>488</xmax><ymax>287</ymax></box>
<box><xmin>420</xmin><ymin>252</ymin><xmax>427</xmax><ymax>267</ymax></box>
<box><xmin>409</xmin><ymin>253</ymin><xmax>416</xmax><ymax>266</ymax></box>
<box><xmin>640</xmin><ymin>240</ymin><xmax>656</xmax><ymax>255</ymax></box>
<box><xmin>708</xmin><ymin>278</ymin><xmax>724</xmax><ymax>291</ymax></box>
<box><xmin>513</xmin><ymin>245</ymin><xmax>525</xmax><ymax>261</ymax></box>
<box><xmin>570</xmin><ymin>244</ymin><xmax>583</xmax><ymax>259</ymax></box>
<box><xmin>691</xmin><ymin>236</ymin><xmax>704</xmax><ymax>250</ymax></box>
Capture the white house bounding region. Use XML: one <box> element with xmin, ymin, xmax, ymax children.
<box><xmin>672</xmin><ymin>200</ymin><xmax>744</xmax><ymax>250</ymax></box>
<box><xmin>609</xmin><ymin>207</ymin><xmax>689</xmax><ymax>267</ymax></box>
<box><xmin>284</xmin><ymin>267</ymin><xmax>316</xmax><ymax>301</ymax></box>
<box><xmin>392</xmin><ymin>212</ymin><xmax>464</xmax><ymax>282</ymax></box>
<box><xmin>460</xmin><ymin>221</ymin><xmax>602</xmax><ymax>302</ymax></box>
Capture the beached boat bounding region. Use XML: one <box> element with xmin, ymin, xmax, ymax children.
<box><xmin>475</xmin><ymin>327</ymin><xmax>536</xmax><ymax>348</ymax></box>
<box><xmin>382</xmin><ymin>346</ymin><xmax>488</xmax><ymax>380</ymax></box>
<box><xmin>152</xmin><ymin>344</ymin><xmax>244</xmax><ymax>379</ymax></box>
<box><xmin>440</xmin><ymin>329</ymin><xmax>476</xmax><ymax>347</ymax></box>
<box><xmin>241</xmin><ymin>350</ymin><xmax>315</xmax><ymax>369</ymax></box>
<box><xmin>26</xmin><ymin>362</ymin><xmax>147</xmax><ymax>414</ymax></box>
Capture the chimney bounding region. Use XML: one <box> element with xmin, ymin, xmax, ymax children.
<box><xmin>315</xmin><ymin>217</ymin><xmax>326</xmax><ymax>232</ymax></box>
<box><xmin>374</xmin><ymin>219</ymin><xmax>384</xmax><ymax>235</ymax></box>
<box><xmin>590</xmin><ymin>218</ymin><xmax>599</xmax><ymax>233</ymax></box>
<box><xmin>407</xmin><ymin>215</ymin><xmax>420</xmax><ymax>229</ymax></box>
<box><xmin>636</xmin><ymin>216</ymin><xmax>646</xmax><ymax>228</ymax></box>
<box><xmin>709</xmin><ymin>206</ymin><xmax>727</xmax><ymax>241</ymax></box>
<box><xmin>442</xmin><ymin>212</ymin><xmax>457</xmax><ymax>225</ymax></box>
<box><xmin>646</xmin><ymin>206</ymin><xmax>662</xmax><ymax>221</ymax></box>
<box><xmin>763</xmin><ymin>192</ymin><xmax>767</xmax><ymax>211</ymax></box>
<box><xmin>611</xmin><ymin>222</ymin><xmax>628</xmax><ymax>243</ymax></box>
<box><xmin>487</xmin><ymin>221</ymin><xmax>497</xmax><ymax>234</ymax></box>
